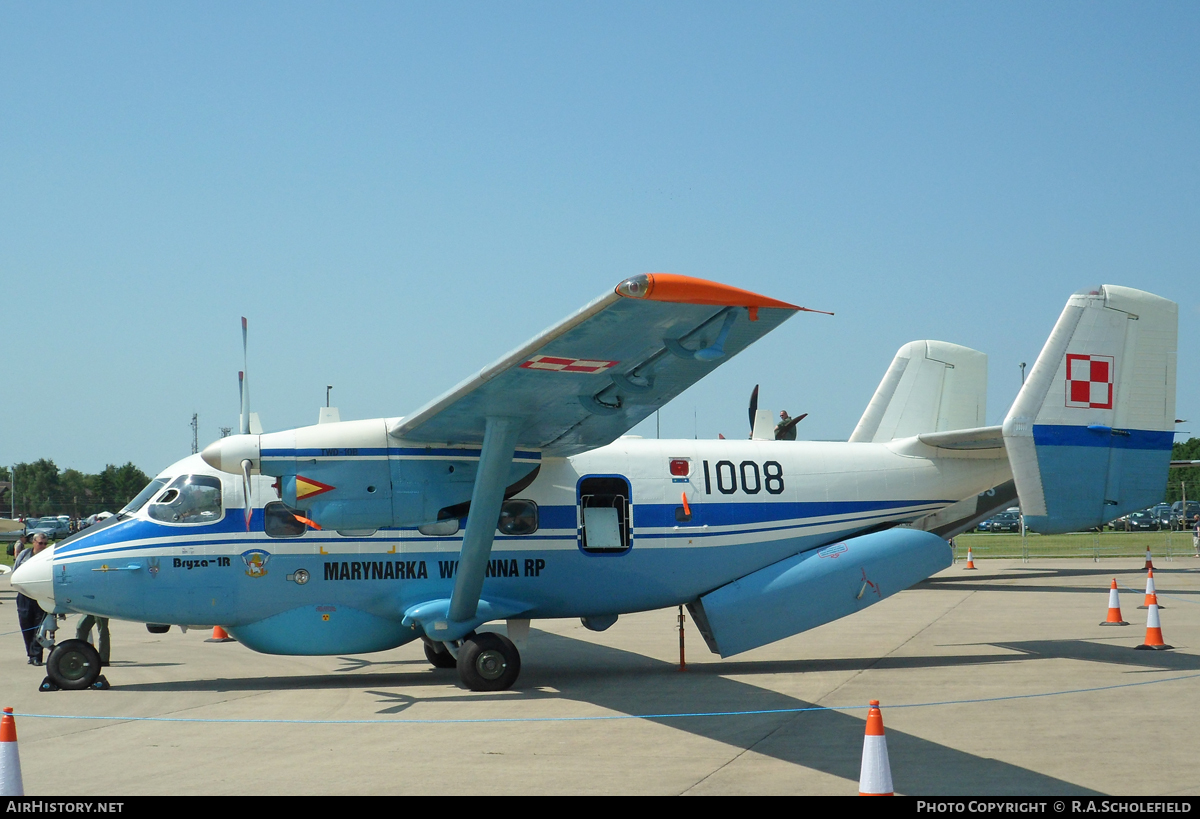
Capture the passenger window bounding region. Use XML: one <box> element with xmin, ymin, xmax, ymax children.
<box><xmin>264</xmin><ymin>502</ymin><xmax>306</xmax><ymax>538</ymax></box>
<box><xmin>498</xmin><ymin>500</ymin><xmax>538</xmax><ymax>535</ymax></box>
<box><xmin>148</xmin><ymin>476</ymin><xmax>223</xmax><ymax>525</ymax></box>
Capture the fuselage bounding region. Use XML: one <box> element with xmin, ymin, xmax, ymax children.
<box><xmin>14</xmin><ymin>434</ymin><xmax>1010</xmax><ymax>655</ymax></box>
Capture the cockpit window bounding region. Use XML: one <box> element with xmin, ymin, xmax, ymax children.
<box><xmin>148</xmin><ymin>475</ymin><xmax>223</xmax><ymax>525</ymax></box>
<box><xmin>119</xmin><ymin>478</ymin><xmax>168</xmax><ymax>517</ymax></box>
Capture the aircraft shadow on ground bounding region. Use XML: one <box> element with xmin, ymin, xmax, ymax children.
<box><xmin>515</xmin><ymin>631</ymin><xmax>1102</xmax><ymax>796</ymax></box>
<box><xmin>111</xmin><ymin>629</ymin><xmax>1119</xmax><ymax>794</ymax></box>
<box><xmin>987</xmin><ymin>639</ymin><xmax>1200</xmax><ymax>672</ymax></box>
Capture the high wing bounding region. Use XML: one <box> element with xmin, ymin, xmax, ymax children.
<box><xmin>389</xmin><ymin>274</ymin><xmax>827</xmax><ymax>455</ymax></box>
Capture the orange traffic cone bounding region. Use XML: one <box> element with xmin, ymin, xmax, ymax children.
<box><xmin>858</xmin><ymin>700</ymin><xmax>894</xmax><ymax>796</ymax></box>
<box><xmin>1135</xmin><ymin>596</ymin><xmax>1173</xmax><ymax>650</ymax></box>
<box><xmin>1</xmin><ymin>707</ymin><xmax>23</xmax><ymax>796</ymax></box>
<box><xmin>963</xmin><ymin>547</ymin><xmax>977</xmax><ymax>570</ymax></box>
<box><xmin>1137</xmin><ymin>569</ymin><xmax>1165</xmax><ymax>610</ymax></box>
<box><xmin>205</xmin><ymin>626</ymin><xmax>235</xmax><ymax>643</ymax></box>
<box><xmin>1099</xmin><ymin>578</ymin><xmax>1128</xmax><ymax>626</ymax></box>
<box><xmin>1143</xmin><ymin>547</ymin><xmax>1154</xmax><ymax>570</ymax></box>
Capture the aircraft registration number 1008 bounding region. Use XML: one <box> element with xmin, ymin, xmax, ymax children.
<box><xmin>700</xmin><ymin>460</ymin><xmax>784</xmax><ymax>495</ymax></box>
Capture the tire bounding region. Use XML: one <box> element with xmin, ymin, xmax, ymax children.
<box><xmin>423</xmin><ymin>640</ymin><xmax>458</xmax><ymax>669</ymax></box>
<box><xmin>457</xmin><ymin>632</ymin><xmax>521</xmax><ymax>692</ymax></box>
<box><xmin>47</xmin><ymin>639</ymin><xmax>102</xmax><ymax>691</ymax></box>
<box><xmin>146</xmin><ymin>624</ymin><xmax>171</xmax><ymax>634</ymax></box>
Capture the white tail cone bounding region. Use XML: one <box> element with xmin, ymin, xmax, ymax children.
<box><xmin>0</xmin><ymin>707</ymin><xmax>23</xmax><ymax>797</ymax></box>
<box><xmin>859</xmin><ymin>700</ymin><xmax>894</xmax><ymax>796</ymax></box>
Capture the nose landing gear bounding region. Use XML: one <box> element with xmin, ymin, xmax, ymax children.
<box><xmin>43</xmin><ymin>639</ymin><xmax>108</xmax><ymax>691</ymax></box>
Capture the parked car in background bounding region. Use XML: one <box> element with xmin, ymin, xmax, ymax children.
<box><xmin>989</xmin><ymin>511</ymin><xmax>1022</xmax><ymax>533</ymax></box>
<box><xmin>1170</xmin><ymin>501</ymin><xmax>1200</xmax><ymax>530</ymax></box>
<box><xmin>1125</xmin><ymin>511</ymin><xmax>1159</xmax><ymax>531</ymax></box>
<box><xmin>27</xmin><ymin>517</ymin><xmax>70</xmax><ymax>541</ymax></box>
<box><xmin>1152</xmin><ymin>504</ymin><xmax>1173</xmax><ymax>529</ymax></box>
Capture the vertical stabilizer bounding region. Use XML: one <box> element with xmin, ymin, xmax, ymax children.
<box><xmin>1002</xmin><ymin>286</ymin><xmax>1177</xmax><ymax>533</ymax></box>
<box><xmin>850</xmin><ymin>341</ymin><xmax>987</xmax><ymax>442</ymax></box>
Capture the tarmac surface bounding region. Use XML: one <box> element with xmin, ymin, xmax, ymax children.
<box><xmin>3</xmin><ymin>558</ymin><xmax>1199</xmax><ymax>796</ymax></box>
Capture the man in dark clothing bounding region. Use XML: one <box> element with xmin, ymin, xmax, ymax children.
<box><xmin>14</xmin><ymin>534</ymin><xmax>49</xmax><ymax>665</ymax></box>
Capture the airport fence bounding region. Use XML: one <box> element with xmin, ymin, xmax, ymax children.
<box><xmin>954</xmin><ymin>530</ymin><xmax>1200</xmax><ymax>563</ymax></box>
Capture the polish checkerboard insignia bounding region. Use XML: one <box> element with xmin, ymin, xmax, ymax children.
<box><xmin>520</xmin><ymin>355</ymin><xmax>618</xmax><ymax>374</ymax></box>
<box><xmin>1065</xmin><ymin>353</ymin><xmax>1114</xmax><ymax>409</ymax></box>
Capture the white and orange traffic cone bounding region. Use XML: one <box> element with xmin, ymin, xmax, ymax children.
<box><xmin>205</xmin><ymin>626</ymin><xmax>235</xmax><ymax>643</ymax></box>
<box><xmin>858</xmin><ymin>700</ymin><xmax>894</xmax><ymax>796</ymax></box>
<box><xmin>1143</xmin><ymin>547</ymin><xmax>1154</xmax><ymax>571</ymax></box>
<box><xmin>963</xmin><ymin>548</ymin><xmax>977</xmax><ymax>570</ymax></box>
<box><xmin>1</xmin><ymin>707</ymin><xmax>23</xmax><ymax>796</ymax></box>
<box><xmin>1135</xmin><ymin>596</ymin><xmax>1173</xmax><ymax>651</ymax></box>
<box><xmin>1137</xmin><ymin>569</ymin><xmax>1165</xmax><ymax>610</ymax></box>
<box><xmin>1099</xmin><ymin>578</ymin><xmax>1128</xmax><ymax>626</ymax></box>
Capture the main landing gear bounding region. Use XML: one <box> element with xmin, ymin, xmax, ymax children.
<box><xmin>424</xmin><ymin>632</ymin><xmax>522</xmax><ymax>691</ymax></box>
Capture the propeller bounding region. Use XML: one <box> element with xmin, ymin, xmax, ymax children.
<box><xmin>239</xmin><ymin>317</ymin><xmax>250</xmax><ymax>435</ymax></box>
<box><xmin>241</xmin><ymin>459</ymin><xmax>253</xmax><ymax>531</ymax></box>
<box><xmin>239</xmin><ymin>317</ymin><xmax>253</xmax><ymax>529</ymax></box>
<box><xmin>748</xmin><ymin>384</ymin><xmax>759</xmax><ymax>437</ymax></box>
<box><xmin>748</xmin><ymin>384</ymin><xmax>808</xmax><ymax>440</ymax></box>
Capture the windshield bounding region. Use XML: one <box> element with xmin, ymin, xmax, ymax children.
<box><xmin>148</xmin><ymin>475</ymin><xmax>223</xmax><ymax>525</ymax></box>
<box><xmin>120</xmin><ymin>478</ymin><xmax>169</xmax><ymax>517</ymax></box>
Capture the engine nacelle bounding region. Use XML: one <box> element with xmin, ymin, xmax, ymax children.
<box><xmin>689</xmin><ymin>528</ymin><xmax>951</xmax><ymax>657</ymax></box>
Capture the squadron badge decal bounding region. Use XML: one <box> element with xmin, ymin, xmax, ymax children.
<box><xmin>241</xmin><ymin>549</ymin><xmax>271</xmax><ymax>578</ymax></box>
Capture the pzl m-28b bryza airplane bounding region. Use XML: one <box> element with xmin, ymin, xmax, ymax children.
<box><xmin>13</xmin><ymin>276</ymin><xmax>1178</xmax><ymax>692</ymax></box>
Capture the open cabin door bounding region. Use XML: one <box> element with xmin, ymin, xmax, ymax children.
<box><xmin>578</xmin><ymin>475</ymin><xmax>633</xmax><ymax>554</ymax></box>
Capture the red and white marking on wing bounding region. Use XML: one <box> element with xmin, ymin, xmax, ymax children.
<box><xmin>520</xmin><ymin>355</ymin><xmax>619</xmax><ymax>374</ymax></box>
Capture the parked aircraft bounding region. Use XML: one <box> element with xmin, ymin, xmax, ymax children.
<box><xmin>12</xmin><ymin>276</ymin><xmax>1178</xmax><ymax>692</ymax></box>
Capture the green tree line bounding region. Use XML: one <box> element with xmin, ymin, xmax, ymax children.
<box><xmin>0</xmin><ymin>460</ymin><xmax>151</xmax><ymax>519</ymax></box>
<box><xmin>1167</xmin><ymin>437</ymin><xmax>1200</xmax><ymax>504</ymax></box>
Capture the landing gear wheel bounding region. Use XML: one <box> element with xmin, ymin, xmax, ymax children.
<box><xmin>47</xmin><ymin>639</ymin><xmax>102</xmax><ymax>691</ymax></box>
<box><xmin>457</xmin><ymin>632</ymin><xmax>520</xmax><ymax>692</ymax></box>
<box><xmin>423</xmin><ymin>640</ymin><xmax>457</xmax><ymax>669</ymax></box>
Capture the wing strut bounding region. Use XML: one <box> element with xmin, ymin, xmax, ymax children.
<box><xmin>447</xmin><ymin>416</ymin><xmax>522</xmax><ymax>624</ymax></box>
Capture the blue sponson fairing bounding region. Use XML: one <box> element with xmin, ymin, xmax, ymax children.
<box><xmin>692</xmin><ymin>528</ymin><xmax>952</xmax><ymax>657</ymax></box>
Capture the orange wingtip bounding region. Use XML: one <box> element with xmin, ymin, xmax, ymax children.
<box><xmin>615</xmin><ymin>273</ymin><xmax>832</xmax><ymax>315</ymax></box>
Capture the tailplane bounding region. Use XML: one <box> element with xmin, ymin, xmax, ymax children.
<box><xmin>1002</xmin><ymin>286</ymin><xmax>1177</xmax><ymax>533</ymax></box>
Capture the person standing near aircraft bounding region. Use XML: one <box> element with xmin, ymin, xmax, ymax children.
<box><xmin>14</xmin><ymin>534</ymin><xmax>48</xmax><ymax>665</ymax></box>
<box><xmin>775</xmin><ymin>410</ymin><xmax>798</xmax><ymax>441</ymax></box>
<box><xmin>1192</xmin><ymin>514</ymin><xmax>1199</xmax><ymax>558</ymax></box>
<box><xmin>76</xmin><ymin>615</ymin><xmax>110</xmax><ymax>667</ymax></box>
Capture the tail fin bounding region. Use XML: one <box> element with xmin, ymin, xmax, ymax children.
<box><xmin>849</xmin><ymin>341</ymin><xmax>987</xmax><ymax>442</ymax></box>
<box><xmin>1003</xmin><ymin>286</ymin><xmax>1177</xmax><ymax>534</ymax></box>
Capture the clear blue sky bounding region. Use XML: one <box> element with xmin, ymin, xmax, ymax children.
<box><xmin>2</xmin><ymin>3</ymin><xmax>1197</xmax><ymax>475</ymax></box>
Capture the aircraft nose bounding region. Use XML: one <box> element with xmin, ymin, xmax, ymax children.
<box><xmin>11</xmin><ymin>545</ymin><xmax>55</xmax><ymax>609</ymax></box>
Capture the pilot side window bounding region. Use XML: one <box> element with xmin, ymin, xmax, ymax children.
<box><xmin>264</xmin><ymin>502</ymin><xmax>307</xmax><ymax>538</ymax></box>
<box><xmin>148</xmin><ymin>475</ymin><xmax>223</xmax><ymax>525</ymax></box>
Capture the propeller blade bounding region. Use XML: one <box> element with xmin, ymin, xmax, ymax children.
<box><xmin>241</xmin><ymin>458</ymin><xmax>253</xmax><ymax>531</ymax></box>
<box><xmin>748</xmin><ymin>384</ymin><xmax>759</xmax><ymax>435</ymax></box>
<box><xmin>240</xmin><ymin>318</ymin><xmax>251</xmax><ymax>435</ymax></box>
